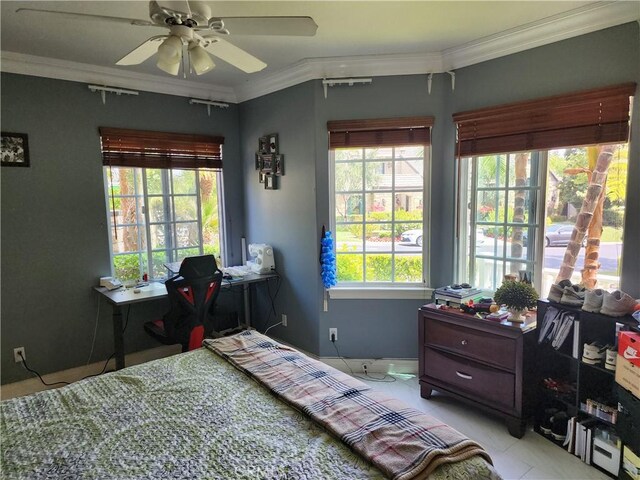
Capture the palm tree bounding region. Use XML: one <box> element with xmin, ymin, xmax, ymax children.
<box><xmin>555</xmin><ymin>145</ymin><xmax>615</xmax><ymax>284</ymax></box>
<box><xmin>510</xmin><ymin>153</ymin><xmax>528</xmax><ymax>270</ymax></box>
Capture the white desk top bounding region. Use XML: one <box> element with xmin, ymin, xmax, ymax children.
<box><xmin>95</xmin><ymin>272</ymin><xmax>279</xmax><ymax>307</ymax></box>
<box><xmin>95</xmin><ymin>282</ymin><xmax>169</xmax><ymax>306</ymax></box>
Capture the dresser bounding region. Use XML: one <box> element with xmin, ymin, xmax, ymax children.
<box><xmin>418</xmin><ymin>305</ymin><xmax>537</xmax><ymax>438</ymax></box>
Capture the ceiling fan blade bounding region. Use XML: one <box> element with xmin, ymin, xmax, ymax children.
<box><xmin>203</xmin><ymin>38</ymin><xmax>266</xmax><ymax>73</ymax></box>
<box><xmin>15</xmin><ymin>8</ymin><xmax>163</xmax><ymax>27</ymax></box>
<box><xmin>217</xmin><ymin>17</ymin><xmax>318</xmax><ymax>36</ymax></box>
<box><xmin>116</xmin><ymin>37</ymin><xmax>166</xmax><ymax>66</ymax></box>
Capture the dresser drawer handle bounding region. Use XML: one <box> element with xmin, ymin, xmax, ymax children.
<box><xmin>461</xmin><ymin>340</ymin><xmax>468</xmax><ymax>345</ymax></box>
<box><xmin>456</xmin><ymin>371</ymin><xmax>473</xmax><ymax>380</ymax></box>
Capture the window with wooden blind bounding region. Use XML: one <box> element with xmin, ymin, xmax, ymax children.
<box><xmin>100</xmin><ymin>128</ymin><xmax>225</xmax><ymax>281</ymax></box>
<box><xmin>328</xmin><ymin>117</ymin><xmax>433</xmax><ymax>294</ymax></box>
<box><xmin>454</xmin><ymin>84</ymin><xmax>635</xmax><ymax>295</ymax></box>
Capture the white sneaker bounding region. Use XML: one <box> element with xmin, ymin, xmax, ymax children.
<box><xmin>582</xmin><ymin>289</ymin><xmax>604</xmax><ymax>313</ymax></box>
<box><xmin>560</xmin><ymin>285</ymin><xmax>586</xmax><ymax>307</ymax></box>
<box><xmin>601</xmin><ymin>290</ymin><xmax>636</xmax><ymax>317</ymax></box>
<box><xmin>605</xmin><ymin>348</ymin><xmax>617</xmax><ymax>371</ymax></box>
<box><xmin>582</xmin><ymin>342</ymin><xmax>606</xmax><ymax>365</ymax></box>
<box><xmin>548</xmin><ymin>280</ymin><xmax>572</xmax><ymax>303</ymax></box>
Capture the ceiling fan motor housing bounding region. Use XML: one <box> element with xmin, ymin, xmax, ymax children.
<box><xmin>150</xmin><ymin>1</ymin><xmax>211</xmax><ymax>27</ymax></box>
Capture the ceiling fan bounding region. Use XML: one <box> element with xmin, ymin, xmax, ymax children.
<box><xmin>16</xmin><ymin>1</ymin><xmax>318</xmax><ymax>76</ymax></box>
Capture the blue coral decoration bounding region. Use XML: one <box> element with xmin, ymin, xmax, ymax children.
<box><xmin>320</xmin><ymin>230</ymin><xmax>337</xmax><ymax>288</ymax></box>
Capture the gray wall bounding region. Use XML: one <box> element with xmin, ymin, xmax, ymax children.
<box><xmin>239</xmin><ymin>82</ymin><xmax>320</xmax><ymax>355</ymax></box>
<box><xmin>1</xmin><ymin>74</ymin><xmax>243</xmax><ymax>383</ymax></box>
<box><xmin>240</xmin><ymin>22</ymin><xmax>639</xmax><ymax>360</ymax></box>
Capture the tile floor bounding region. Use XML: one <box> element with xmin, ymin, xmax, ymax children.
<box><xmin>356</xmin><ymin>374</ymin><xmax>610</xmax><ymax>480</ymax></box>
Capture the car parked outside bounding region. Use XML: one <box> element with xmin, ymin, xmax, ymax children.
<box><xmin>522</xmin><ymin>223</ymin><xmax>585</xmax><ymax>247</ymax></box>
<box><xmin>400</xmin><ymin>229</ymin><xmax>423</xmax><ymax>247</ymax></box>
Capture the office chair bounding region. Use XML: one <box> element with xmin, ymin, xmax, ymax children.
<box><xmin>144</xmin><ymin>255</ymin><xmax>222</xmax><ymax>352</ymax></box>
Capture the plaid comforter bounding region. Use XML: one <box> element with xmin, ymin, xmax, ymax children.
<box><xmin>204</xmin><ymin>331</ymin><xmax>493</xmax><ymax>480</ymax></box>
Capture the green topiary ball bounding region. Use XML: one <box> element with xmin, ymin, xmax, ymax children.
<box><xmin>494</xmin><ymin>280</ymin><xmax>539</xmax><ymax>311</ymax></box>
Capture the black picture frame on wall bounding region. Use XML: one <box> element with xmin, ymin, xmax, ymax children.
<box><xmin>260</xmin><ymin>154</ymin><xmax>275</xmax><ymax>173</ymax></box>
<box><xmin>258</xmin><ymin>136</ymin><xmax>269</xmax><ymax>155</ymax></box>
<box><xmin>274</xmin><ymin>155</ymin><xmax>284</xmax><ymax>176</ymax></box>
<box><xmin>1</xmin><ymin>132</ymin><xmax>30</xmax><ymax>167</ymax></box>
<box><xmin>267</xmin><ymin>133</ymin><xmax>278</xmax><ymax>154</ymax></box>
<box><xmin>264</xmin><ymin>174</ymin><xmax>277</xmax><ymax>190</ymax></box>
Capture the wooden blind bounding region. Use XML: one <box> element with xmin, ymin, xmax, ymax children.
<box><xmin>453</xmin><ymin>83</ymin><xmax>636</xmax><ymax>157</ymax></box>
<box><xmin>99</xmin><ymin>127</ymin><xmax>224</xmax><ymax>170</ymax></box>
<box><xmin>327</xmin><ymin>117</ymin><xmax>433</xmax><ymax>149</ymax></box>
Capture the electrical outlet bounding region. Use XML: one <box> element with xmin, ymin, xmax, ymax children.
<box><xmin>329</xmin><ymin>328</ymin><xmax>338</xmax><ymax>342</ymax></box>
<box><xmin>281</xmin><ymin>314</ymin><xmax>287</xmax><ymax>327</ymax></box>
<box><xmin>362</xmin><ymin>362</ymin><xmax>371</xmax><ymax>374</ymax></box>
<box><xmin>14</xmin><ymin>347</ymin><xmax>25</xmax><ymax>363</ymax></box>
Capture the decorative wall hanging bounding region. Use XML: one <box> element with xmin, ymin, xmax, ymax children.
<box><xmin>256</xmin><ymin>133</ymin><xmax>284</xmax><ymax>189</ymax></box>
<box><xmin>1</xmin><ymin>132</ymin><xmax>30</xmax><ymax>167</ymax></box>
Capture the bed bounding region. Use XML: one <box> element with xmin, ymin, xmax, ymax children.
<box><xmin>1</xmin><ymin>331</ymin><xmax>501</xmax><ymax>479</ymax></box>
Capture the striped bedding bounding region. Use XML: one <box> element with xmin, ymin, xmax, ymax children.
<box><xmin>204</xmin><ymin>331</ymin><xmax>497</xmax><ymax>480</ymax></box>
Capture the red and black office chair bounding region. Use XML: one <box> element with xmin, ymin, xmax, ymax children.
<box><xmin>144</xmin><ymin>255</ymin><xmax>223</xmax><ymax>352</ymax></box>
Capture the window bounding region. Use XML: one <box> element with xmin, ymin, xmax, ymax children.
<box><xmin>458</xmin><ymin>152</ymin><xmax>543</xmax><ymax>291</ymax></box>
<box><xmin>328</xmin><ymin>117</ymin><xmax>432</xmax><ymax>288</ymax></box>
<box><xmin>455</xmin><ymin>84</ymin><xmax>634</xmax><ymax>293</ymax></box>
<box><xmin>100</xmin><ymin>128</ymin><xmax>224</xmax><ymax>282</ymax></box>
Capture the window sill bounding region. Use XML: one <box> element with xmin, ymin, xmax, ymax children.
<box><xmin>328</xmin><ymin>287</ymin><xmax>434</xmax><ymax>300</ymax></box>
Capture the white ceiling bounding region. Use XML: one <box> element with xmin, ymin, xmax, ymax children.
<box><xmin>1</xmin><ymin>1</ymin><xmax>638</xmax><ymax>102</ymax></box>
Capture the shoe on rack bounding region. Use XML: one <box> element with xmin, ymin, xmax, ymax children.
<box><xmin>582</xmin><ymin>289</ymin><xmax>604</xmax><ymax>313</ymax></box>
<box><xmin>582</xmin><ymin>342</ymin><xmax>606</xmax><ymax>365</ymax></box>
<box><xmin>551</xmin><ymin>411</ymin><xmax>569</xmax><ymax>441</ymax></box>
<box><xmin>539</xmin><ymin>407</ymin><xmax>559</xmax><ymax>435</ymax></box>
<box><xmin>600</xmin><ymin>290</ymin><xmax>637</xmax><ymax>317</ymax></box>
<box><xmin>605</xmin><ymin>347</ymin><xmax>617</xmax><ymax>371</ymax></box>
<box><xmin>548</xmin><ymin>279</ymin><xmax>573</xmax><ymax>303</ymax></box>
<box><xmin>560</xmin><ymin>285</ymin><xmax>586</xmax><ymax>307</ymax></box>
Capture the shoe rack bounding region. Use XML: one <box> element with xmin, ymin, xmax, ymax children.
<box><xmin>535</xmin><ymin>299</ymin><xmax>638</xmax><ymax>479</ymax></box>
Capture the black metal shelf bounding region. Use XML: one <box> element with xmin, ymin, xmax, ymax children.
<box><xmin>580</xmin><ymin>360</ymin><xmax>615</xmax><ymax>376</ymax></box>
<box><xmin>535</xmin><ymin>300</ymin><xmax>634</xmax><ymax>480</ymax></box>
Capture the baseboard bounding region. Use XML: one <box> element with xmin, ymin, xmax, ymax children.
<box><xmin>268</xmin><ymin>334</ymin><xmax>418</xmax><ymax>376</ymax></box>
<box><xmin>1</xmin><ymin>345</ymin><xmax>181</xmax><ymax>400</ymax></box>
<box><xmin>319</xmin><ymin>357</ymin><xmax>418</xmax><ymax>375</ymax></box>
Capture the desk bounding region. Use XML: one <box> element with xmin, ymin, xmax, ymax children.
<box><xmin>95</xmin><ymin>272</ymin><xmax>279</xmax><ymax>370</ymax></box>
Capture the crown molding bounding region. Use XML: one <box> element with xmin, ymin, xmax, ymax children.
<box><xmin>234</xmin><ymin>52</ymin><xmax>443</xmax><ymax>102</ymax></box>
<box><xmin>1</xmin><ymin>2</ymin><xmax>637</xmax><ymax>104</ymax></box>
<box><xmin>0</xmin><ymin>51</ymin><xmax>237</xmax><ymax>103</ymax></box>
<box><xmin>441</xmin><ymin>1</ymin><xmax>640</xmax><ymax>70</ymax></box>
<box><xmin>236</xmin><ymin>1</ymin><xmax>639</xmax><ymax>102</ymax></box>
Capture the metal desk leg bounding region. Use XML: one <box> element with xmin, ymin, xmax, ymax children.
<box><xmin>113</xmin><ymin>305</ymin><xmax>125</xmax><ymax>370</ymax></box>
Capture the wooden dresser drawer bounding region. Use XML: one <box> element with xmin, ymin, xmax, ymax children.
<box><xmin>424</xmin><ymin>347</ymin><xmax>515</xmax><ymax>410</ymax></box>
<box><xmin>424</xmin><ymin>317</ymin><xmax>516</xmax><ymax>370</ymax></box>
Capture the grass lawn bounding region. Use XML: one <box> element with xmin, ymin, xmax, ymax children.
<box><xmin>600</xmin><ymin>226</ymin><xmax>622</xmax><ymax>242</ymax></box>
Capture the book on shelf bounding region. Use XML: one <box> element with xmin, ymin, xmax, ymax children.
<box><xmin>576</xmin><ymin>418</ymin><xmax>598</xmax><ymax>463</ymax></box>
<box><xmin>572</xmin><ymin>320</ymin><xmax>580</xmax><ymax>359</ymax></box>
<box><xmin>565</xmin><ymin>416</ymin><xmax>576</xmax><ymax>454</ymax></box>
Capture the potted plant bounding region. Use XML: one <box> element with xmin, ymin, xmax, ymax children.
<box><xmin>494</xmin><ymin>280</ymin><xmax>539</xmax><ymax>322</ymax></box>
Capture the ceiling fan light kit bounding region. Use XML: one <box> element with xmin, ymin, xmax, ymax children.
<box><xmin>157</xmin><ymin>56</ymin><xmax>181</xmax><ymax>75</ymax></box>
<box><xmin>189</xmin><ymin>43</ymin><xmax>215</xmax><ymax>75</ymax></box>
<box><xmin>17</xmin><ymin>1</ymin><xmax>318</xmax><ymax>78</ymax></box>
